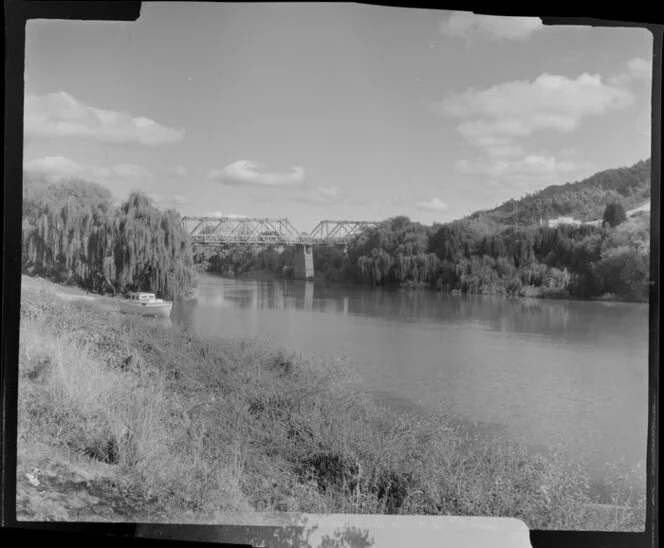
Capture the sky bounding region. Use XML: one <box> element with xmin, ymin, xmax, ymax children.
<box><xmin>23</xmin><ymin>3</ymin><xmax>653</xmax><ymax>232</ymax></box>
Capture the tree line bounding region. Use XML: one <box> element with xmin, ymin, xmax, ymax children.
<box><xmin>22</xmin><ymin>155</ymin><xmax>650</xmax><ymax>303</ymax></box>
<box><xmin>197</xmin><ymin>203</ymin><xmax>649</xmax><ymax>302</ymax></box>
<box><xmin>21</xmin><ymin>174</ymin><xmax>194</xmax><ymax>299</ymax></box>
<box><xmin>334</xmin><ymin>209</ymin><xmax>649</xmax><ymax>302</ymax></box>
<box><xmin>195</xmin><ymin>157</ymin><xmax>650</xmax><ymax>303</ymax></box>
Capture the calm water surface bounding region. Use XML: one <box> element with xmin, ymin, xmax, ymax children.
<box><xmin>173</xmin><ymin>273</ymin><xmax>649</xmax><ymax>493</ymax></box>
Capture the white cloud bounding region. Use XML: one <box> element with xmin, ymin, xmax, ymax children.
<box><xmin>316</xmin><ymin>185</ymin><xmax>342</xmax><ymax>198</ymax></box>
<box><xmin>417</xmin><ymin>198</ymin><xmax>449</xmax><ymax>212</ymax></box>
<box><xmin>627</xmin><ymin>57</ymin><xmax>652</xmax><ymax>80</ymax></box>
<box><xmin>24</xmin><ymin>155</ymin><xmax>85</xmax><ymax>177</ymax></box>
<box><xmin>440</xmin><ymin>71</ymin><xmax>635</xmax><ymax>185</ymax></box>
<box><xmin>442</xmin><ymin>73</ymin><xmax>634</xmax><ymax>135</ymax></box>
<box><xmin>203</xmin><ymin>212</ymin><xmax>248</xmax><ymax>218</ymax></box>
<box><xmin>609</xmin><ymin>57</ymin><xmax>653</xmax><ymax>86</ymax></box>
<box><xmin>24</xmin><ymin>92</ymin><xmax>184</xmax><ymax>146</ymax></box>
<box><xmin>439</xmin><ymin>11</ymin><xmax>544</xmax><ymax>42</ymax></box>
<box><xmin>208</xmin><ymin>160</ymin><xmax>305</xmax><ymax>186</ymax></box>
<box><xmin>24</xmin><ymin>155</ymin><xmax>154</xmax><ymax>181</ymax></box>
<box><xmin>23</xmin><ymin>156</ymin><xmax>195</xmax><ymax>210</ymax></box>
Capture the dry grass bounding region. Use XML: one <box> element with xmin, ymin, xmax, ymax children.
<box><xmin>16</xmin><ymin>277</ymin><xmax>646</xmax><ymax>529</ymax></box>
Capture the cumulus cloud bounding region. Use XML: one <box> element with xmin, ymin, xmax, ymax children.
<box><xmin>23</xmin><ymin>155</ymin><xmax>154</xmax><ymax>181</ymax></box>
<box><xmin>627</xmin><ymin>57</ymin><xmax>652</xmax><ymax>80</ymax></box>
<box><xmin>208</xmin><ymin>161</ymin><xmax>305</xmax><ymax>186</ymax></box>
<box><xmin>24</xmin><ymin>92</ymin><xmax>184</xmax><ymax>146</ymax></box>
<box><xmin>439</xmin><ymin>71</ymin><xmax>635</xmax><ymax>184</ymax></box>
<box><xmin>609</xmin><ymin>57</ymin><xmax>653</xmax><ymax>86</ymax></box>
<box><xmin>442</xmin><ymin>73</ymin><xmax>634</xmax><ymax>135</ymax></box>
<box><xmin>24</xmin><ymin>155</ymin><xmax>86</xmax><ymax>177</ymax></box>
<box><xmin>439</xmin><ymin>11</ymin><xmax>544</xmax><ymax>42</ymax></box>
<box><xmin>456</xmin><ymin>125</ymin><xmax>528</xmax><ymax>158</ymax></box>
<box><xmin>417</xmin><ymin>198</ymin><xmax>449</xmax><ymax>212</ymax></box>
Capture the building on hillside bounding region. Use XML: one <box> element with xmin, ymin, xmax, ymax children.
<box><xmin>539</xmin><ymin>216</ymin><xmax>582</xmax><ymax>228</ymax></box>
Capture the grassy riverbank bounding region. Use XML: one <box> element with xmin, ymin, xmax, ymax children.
<box><xmin>16</xmin><ymin>276</ymin><xmax>645</xmax><ymax>530</ymax></box>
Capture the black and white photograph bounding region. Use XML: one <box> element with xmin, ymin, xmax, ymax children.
<box><xmin>13</xmin><ymin>3</ymin><xmax>655</xmax><ymax>544</ymax></box>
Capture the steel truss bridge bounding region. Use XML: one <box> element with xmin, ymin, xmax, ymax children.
<box><xmin>181</xmin><ymin>217</ymin><xmax>378</xmax><ymax>247</ymax></box>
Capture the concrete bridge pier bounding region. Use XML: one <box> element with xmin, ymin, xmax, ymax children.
<box><xmin>294</xmin><ymin>244</ymin><xmax>315</xmax><ymax>280</ymax></box>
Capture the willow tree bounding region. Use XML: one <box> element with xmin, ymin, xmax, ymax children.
<box><xmin>22</xmin><ymin>177</ymin><xmax>113</xmax><ymax>284</ymax></box>
<box><xmin>358</xmin><ymin>248</ymin><xmax>393</xmax><ymax>285</ymax></box>
<box><xmin>22</xmin><ymin>181</ymin><xmax>194</xmax><ymax>298</ymax></box>
<box><xmin>23</xmin><ymin>195</ymin><xmax>106</xmax><ymax>284</ymax></box>
<box><xmin>108</xmin><ymin>192</ymin><xmax>193</xmax><ymax>299</ymax></box>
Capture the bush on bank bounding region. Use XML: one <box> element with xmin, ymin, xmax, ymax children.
<box><xmin>17</xmin><ymin>282</ymin><xmax>646</xmax><ymax>530</ymax></box>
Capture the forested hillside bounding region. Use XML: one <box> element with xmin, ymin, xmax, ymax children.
<box><xmin>467</xmin><ymin>158</ymin><xmax>651</xmax><ymax>228</ymax></box>
<box><xmin>21</xmin><ymin>173</ymin><xmax>194</xmax><ymax>299</ymax></box>
<box><xmin>197</xmin><ymin>158</ymin><xmax>651</xmax><ymax>303</ymax></box>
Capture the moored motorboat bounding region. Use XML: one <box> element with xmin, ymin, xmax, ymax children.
<box><xmin>119</xmin><ymin>292</ymin><xmax>173</xmax><ymax>317</ymax></box>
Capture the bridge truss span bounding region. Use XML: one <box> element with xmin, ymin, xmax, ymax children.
<box><xmin>182</xmin><ymin>216</ymin><xmax>306</xmax><ymax>245</ymax></box>
<box><xmin>307</xmin><ymin>220</ymin><xmax>378</xmax><ymax>245</ymax></box>
<box><xmin>181</xmin><ymin>216</ymin><xmax>378</xmax><ymax>246</ymax></box>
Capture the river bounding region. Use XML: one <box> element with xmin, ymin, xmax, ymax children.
<box><xmin>172</xmin><ymin>273</ymin><xmax>649</xmax><ymax>496</ymax></box>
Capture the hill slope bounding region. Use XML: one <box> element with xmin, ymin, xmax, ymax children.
<box><xmin>467</xmin><ymin>158</ymin><xmax>651</xmax><ymax>228</ymax></box>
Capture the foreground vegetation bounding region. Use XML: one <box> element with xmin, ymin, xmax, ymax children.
<box><xmin>17</xmin><ymin>278</ymin><xmax>646</xmax><ymax>530</ymax></box>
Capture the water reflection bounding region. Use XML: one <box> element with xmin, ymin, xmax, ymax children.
<box><xmin>174</xmin><ymin>274</ymin><xmax>649</xmax><ymax>492</ymax></box>
<box><xmin>293</xmin><ymin>282</ymin><xmax>314</xmax><ymax>311</ymax></box>
<box><xmin>186</xmin><ymin>276</ymin><xmax>648</xmax><ymax>346</ymax></box>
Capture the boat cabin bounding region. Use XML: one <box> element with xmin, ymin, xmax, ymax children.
<box><xmin>127</xmin><ymin>292</ymin><xmax>156</xmax><ymax>301</ymax></box>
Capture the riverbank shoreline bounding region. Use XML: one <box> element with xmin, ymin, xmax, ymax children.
<box><xmin>16</xmin><ymin>275</ymin><xmax>646</xmax><ymax>529</ymax></box>
<box><xmin>197</xmin><ymin>270</ymin><xmax>648</xmax><ymax>305</ymax></box>
<box><xmin>27</xmin><ymin>267</ymin><xmax>646</xmax><ymax>306</ymax></box>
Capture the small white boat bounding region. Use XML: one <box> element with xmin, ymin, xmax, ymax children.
<box><xmin>119</xmin><ymin>292</ymin><xmax>173</xmax><ymax>317</ymax></box>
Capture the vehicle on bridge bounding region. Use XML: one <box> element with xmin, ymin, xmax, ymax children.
<box><xmin>257</xmin><ymin>230</ymin><xmax>282</xmax><ymax>243</ymax></box>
